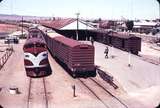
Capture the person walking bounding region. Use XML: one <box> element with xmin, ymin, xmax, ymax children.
<box><xmin>104</xmin><ymin>46</ymin><xmax>109</xmax><ymax>58</ymax></box>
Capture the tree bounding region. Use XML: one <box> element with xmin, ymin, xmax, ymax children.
<box><xmin>156</xmin><ymin>103</ymin><xmax>160</xmax><ymax>108</ymax></box>
<box><xmin>0</xmin><ymin>0</ymin><xmax>3</xmax><ymax>2</ymax></box>
<box><xmin>125</xmin><ymin>20</ymin><xmax>134</xmax><ymax>31</ymax></box>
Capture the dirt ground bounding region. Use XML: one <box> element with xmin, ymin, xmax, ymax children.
<box><xmin>0</xmin><ymin>38</ymin><xmax>160</xmax><ymax>108</ymax></box>
<box><xmin>91</xmin><ymin>40</ymin><xmax>160</xmax><ymax>108</ymax></box>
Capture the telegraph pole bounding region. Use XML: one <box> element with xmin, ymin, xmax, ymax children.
<box><xmin>75</xmin><ymin>12</ymin><xmax>80</xmax><ymax>40</ymax></box>
<box><xmin>156</xmin><ymin>0</ymin><xmax>160</xmax><ymax>42</ymax></box>
<box><xmin>21</xmin><ymin>16</ymin><xmax>23</xmax><ymax>38</ymax></box>
<box><xmin>157</xmin><ymin>0</ymin><xmax>160</xmax><ymax>20</ymax></box>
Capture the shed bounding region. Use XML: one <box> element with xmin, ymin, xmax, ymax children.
<box><xmin>40</xmin><ymin>19</ymin><xmax>96</xmax><ymax>40</ymax></box>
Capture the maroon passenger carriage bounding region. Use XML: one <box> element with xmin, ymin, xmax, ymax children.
<box><xmin>45</xmin><ymin>32</ymin><xmax>96</xmax><ymax>78</ymax></box>
<box><xmin>23</xmin><ymin>27</ymin><xmax>52</xmax><ymax>78</ymax></box>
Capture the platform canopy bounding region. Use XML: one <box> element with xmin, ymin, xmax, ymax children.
<box><xmin>60</xmin><ymin>20</ymin><xmax>96</xmax><ymax>30</ymax></box>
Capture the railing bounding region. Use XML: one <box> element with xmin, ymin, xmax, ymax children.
<box><xmin>97</xmin><ymin>68</ymin><xmax>118</xmax><ymax>89</ymax></box>
<box><xmin>0</xmin><ymin>47</ymin><xmax>13</xmax><ymax>70</ymax></box>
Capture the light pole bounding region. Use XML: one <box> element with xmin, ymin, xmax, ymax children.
<box><xmin>75</xmin><ymin>12</ymin><xmax>80</xmax><ymax>40</ymax></box>
<box><xmin>21</xmin><ymin>16</ymin><xmax>23</xmax><ymax>38</ymax></box>
<box><xmin>128</xmin><ymin>51</ymin><xmax>131</xmax><ymax>67</ymax></box>
<box><xmin>156</xmin><ymin>0</ymin><xmax>160</xmax><ymax>42</ymax></box>
<box><xmin>157</xmin><ymin>0</ymin><xmax>160</xmax><ymax>19</ymax></box>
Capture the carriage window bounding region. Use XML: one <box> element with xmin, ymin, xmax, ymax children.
<box><xmin>29</xmin><ymin>31</ymin><xmax>39</xmax><ymax>38</ymax></box>
<box><xmin>36</xmin><ymin>43</ymin><xmax>45</xmax><ymax>48</ymax></box>
<box><xmin>32</xmin><ymin>34</ymin><xmax>37</xmax><ymax>37</ymax></box>
<box><xmin>32</xmin><ymin>32</ymin><xmax>38</xmax><ymax>37</ymax></box>
<box><xmin>24</xmin><ymin>44</ymin><xmax>34</xmax><ymax>48</ymax></box>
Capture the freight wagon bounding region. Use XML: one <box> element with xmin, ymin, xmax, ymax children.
<box><xmin>45</xmin><ymin>32</ymin><xmax>96</xmax><ymax>78</ymax></box>
<box><xmin>95</xmin><ymin>31</ymin><xmax>141</xmax><ymax>55</ymax></box>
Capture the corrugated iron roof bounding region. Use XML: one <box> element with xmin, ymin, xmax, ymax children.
<box><xmin>0</xmin><ymin>24</ymin><xmax>18</xmax><ymax>32</ymax></box>
<box><xmin>109</xmin><ymin>32</ymin><xmax>135</xmax><ymax>39</ymax></box>
<box><xmin>60</xmin><ymin>20</ymin><xmax>96</xmax><ymax>30</ymax></box>
<box><xmin>134</xmin><ymin>21</ymin><xmax>157</xmax><ymax>27</ymax></box>
<box><xmin>54</xmin><ymin>36</ymin><xmax>80</xmax><ymax>47</ymax></box>
<box><xmin>40</xmin><ymin>18</ymin><xmax>76</xmax><ymax>29</ymax></box>
<box><xmin>47</xmin><ymin>31</ymin><xmax>81</xmax><ymax>47</ymax></box>
<box><xmin>92</xmin><ymin>29</ymin><xmax>139</xmax><ymax>39</ymax></box>
<box><xmin>47</xmin><ymin>32</ymin><xmax>63</xmax><ymax>38</ymax></box>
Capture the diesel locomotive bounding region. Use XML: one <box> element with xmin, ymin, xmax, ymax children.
<box><xmin>23</xmin><ymin>27</ymin><xmax>52</xmax><ymax>78</ymax></box>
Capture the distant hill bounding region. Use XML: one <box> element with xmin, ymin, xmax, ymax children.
<box><xmin>0</xmin><ymin>14</ymin><xmax>51</xmax><ymax>21</ymax></box>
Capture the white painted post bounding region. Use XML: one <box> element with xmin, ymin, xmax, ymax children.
<box><xmin>111</xmin><ymin>46</ymin><xmax>114</xmax><ymax>58</ymax></box>
<box><xmin>75</xmin><ymin>12</ymin><xmax>80</xmax><ymax>40</ymax></box>
<box><xmin>128</xmin><ymin>51</ymin><xmax>131</xmax><ymax>67</ymax></box>
<box><xmin>72</xmin><ymin>85</ymin><xmax>76</xmax><ymax>97</ymax></box>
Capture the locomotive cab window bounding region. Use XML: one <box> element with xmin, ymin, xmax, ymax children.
<box><xmin>24</xmin><ymin>44</ymin><xmax>34</xmax><ymax>49</ymax></box>
<box><xmin>32</xmin><ymin>33</ymin><xmax>38</xmax><ymax>38</ymax></box>
<box><xmin>36</xmin><ymin>43</ymin><xmax>46</xmax><ymax>48</ymax></box>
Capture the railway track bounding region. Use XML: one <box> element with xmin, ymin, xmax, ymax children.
<box><xmin>27</xmin><ymin>78</ymin><xmax>48</xmax><ymax>108</ymax></box>
<box><xmin>78</xmin><ymin>78</ymin><xmax>128</xmax><ymax>108</ymax></box>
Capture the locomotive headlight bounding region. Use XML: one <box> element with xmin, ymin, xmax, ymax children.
<box><xmin>71</xmin><ymin>68</ymin><xmax>73</xmax><ymax>71</ymax></box>
<box><xmin>76</xmin><ymin>63</ymin><xmax>80</xmax><ymax>66</ymax></box>
<box><xmin>42</xmin><ymin>53</ymin><xmax>47</xmax><ymax>57</ymax></box>
<box><xmin>42</xmin><ymin>52</ymin><xmax>48</xmax><ymax>57</ymax></box>
<box><xmin>71</xmin><ymin>68</ymin><xmax>76</xmax><ymax>72</ymax></box>
<box><xmin>25</xmin><ymin>55</ymin><xmax>29</xmax><ymax>57</ymax></box>
<box><xmin>73</xmin><ymin>63</ymin><xmax>80</xmax><ymax>66</ymax></box>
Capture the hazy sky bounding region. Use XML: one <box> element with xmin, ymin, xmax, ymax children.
<box><xmin>0</xmin><ymin>0</ymin><xmax>159</xmax><ymax>20</ymax></box>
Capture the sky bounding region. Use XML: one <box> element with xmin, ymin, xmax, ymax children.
<box><xmin>0</xmin><ymin>0</ymin><xmax>159</xmax><ymax>20</ymax></box>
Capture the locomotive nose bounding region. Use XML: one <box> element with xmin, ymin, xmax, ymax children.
<box><xmin>34</xmin><ymin>51</ymin><xmax>38</xmax><ymax>55</ymax></box>
<box><xmin>35</xmin><ymin>68</ymin><xmax>40</xmax><ymax>76</ymax></box>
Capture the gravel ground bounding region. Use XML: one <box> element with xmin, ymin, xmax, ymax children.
<box><xmin>0</xmin><ymin>39</ymin><xmax>160</xmax><ymax>108</ymax></box>
<box><xmin>0</xmin><ymin>39</ymin><xmax>28</xmax><ymax>108</ymax></box>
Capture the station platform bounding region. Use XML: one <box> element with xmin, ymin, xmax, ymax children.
<box><xmin>84</xmin><ymin>41</ymin><xmax>160</xmax><ymax>107</ymax></box>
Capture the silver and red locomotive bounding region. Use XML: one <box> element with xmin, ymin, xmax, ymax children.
<box><xmin>23</xmin><ymin>27</ymin><xmax>51</xmax><ymax>78</ymax></box>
